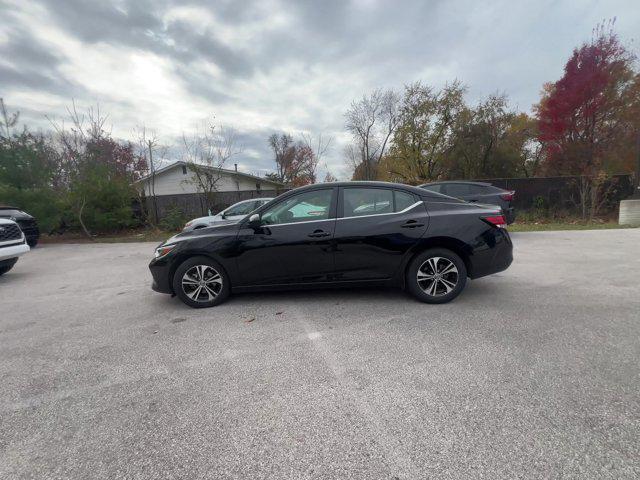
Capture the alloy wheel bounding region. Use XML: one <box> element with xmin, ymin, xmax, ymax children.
<box><xmin>417</xmin><ymin>257</ymin><xmax>459</xmax><ymax>297</ymax></box>
<box><xmin>181</xmin><ymin>265</ymin><xmax>223</xmax><ymax>302</ymax></box>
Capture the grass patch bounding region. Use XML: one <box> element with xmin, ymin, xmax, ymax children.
<box><xmin>41</xmin><ymin>228</ymin><xmax>175</xmax><ymax>244</ymax></box>
<box><xmin>508</xmin><ymin>221</ymin><xmax>637</xmax><ymax>232</ymax></box>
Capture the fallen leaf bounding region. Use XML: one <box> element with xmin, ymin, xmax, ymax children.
<box><xmin>245</xmin><ymin>317</ymin><xmax>255</xmax><ymax>323</ymax></box>
<box><xmin>275</xmin><ymin>311</ymin><xmax>284</xmax><ymax>315</ymax></box>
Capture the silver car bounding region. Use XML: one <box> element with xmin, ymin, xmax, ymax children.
<box><xmin>183</xmin><ymin>198</ymin><xmax>274</xmax><ymax>231</ymax></box>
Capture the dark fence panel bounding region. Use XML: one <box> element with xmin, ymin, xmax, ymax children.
<box><xmin>147</xmin><ymin>189</ymin><xmax>287</xmax><ymax>220</ymax></box>
<box><xmin>474</xmin><ymin>174</ymin><xmax>633</xmax><ymax>211</ymax></box>
<box><xmin>142</xmin><ymin>175</ymin><xmax>634</xmax><ymax>221</ymax></box>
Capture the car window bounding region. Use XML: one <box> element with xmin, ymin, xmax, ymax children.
<box><xmin>261</xmin><ymin>190</ymin><xmax>332</xmax><ymax>225</ymax></box>
<box><xmin>421</xmin><ymin>184</ymin><xmax>442</xmax><ymax>193</ymax></box>
<box><xmin>468</xmin><ymin>185</ymin><xmax>489</xmax><ymax>195</ymax></box>
<box><xmin>225</xmin><ymin>201</ymin><xmax>258</xmax><ymax>216</ymax></box>
<box><xmin>444</xmin><ymin>183</ymin><xmax>473</xmax><ymax>197</ymax></box>
<box><xmin>343</xmin><ymin>188</ymin><xmax>393</xmax><ymax>217</ymax></box>
<box><xmin>394</xmin><ymin>190</ymin><xmax>416</xmax><ymax>211</ymax></box>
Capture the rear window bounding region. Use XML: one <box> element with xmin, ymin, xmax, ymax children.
<box><xmin>421</xmin><ymin>184</ymin><xmax>443</xmax><ymax>193</ymax></box>
<box><xmin>443</xmin><ymin>184</ymin><xmax>473</xmax><ymax>197</ymax></box>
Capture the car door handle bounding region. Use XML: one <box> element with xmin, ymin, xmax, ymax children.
<box><xmin>308</xmin><ymin>230</ymin><xmax>331</xmax><ymax>238</ymax></box>
<box><xmin>401</xmin><ymin>220</ymin><xmax>425</xmax><ymax>228</ymax></box>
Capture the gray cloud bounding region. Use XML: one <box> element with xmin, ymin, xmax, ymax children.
<box><xmin>1</xmin><ymin>0</ymin><xmax>639</xmax><ymax>178</ymax></box>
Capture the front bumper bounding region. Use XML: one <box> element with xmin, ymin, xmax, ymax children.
<box><xmin>0</xmin><ymin>242</ymin><xmax>30</xmax><ymax>261</ymax></box>
<box><xmin>149</xmin><ymin>257</ymin><xmax>174</xmax><ymax>294</ymax></box>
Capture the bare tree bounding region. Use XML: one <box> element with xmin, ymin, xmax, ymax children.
<box><xmin>182</xmin><ymin>120</ymin><xmax>242</xmax><ymax>214</ymax></box>
<box><xmin>0</xmin><ymin>98</ymin><xmax>19</xmax><ymax>139</ymax></box>
<box><xmin>301</xmin><ymin>132</ymin><xmax>333</xmax><ymax>182</ymax></box>
<box><xmin>135</xmin><ymin>126</ymin><xmax>164</xmax><ymax>226</ymax></box>
<box><xmin>323</xmin><ymin>164</ymin><xmax>338</xmax><ymax>183</ymax></box>
<box><xmin>344</xmin><ymin>88</ymin><xmax>400</xmax><ymax>180</ymax></box>
<box><xmin>47</xmin><ymin>101</ymin><xmax>110</xmax><ymax>238</ymax></box>
<box><xmin>267</xmin><ymin>133</ymin><xmax>295</xmax><ymax>184</ymax></box>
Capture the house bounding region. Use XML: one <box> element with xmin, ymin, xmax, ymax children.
<box><xmin>135</xmin><ymin>161</ymin><xmax>284</xmax><ymax>219</ymax></box>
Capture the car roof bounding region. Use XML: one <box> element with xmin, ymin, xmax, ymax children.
<box><xmin>290</xmin><ymin>181</ymin><xmax>429</xmax><ymax>196</ymax></box>
<box><xmin>230</xmin><ymin>197</ymin><xmax>273</xmax><ymax>204</ymax></box>
<box><xmin>419</xmin><ymin>181</ymin><xmax>492</xmax><ymax>187</ymax></box>
<box><xmin>0</xmin><ymin>206</ymin><xmax>20</xmax><ymax>210</ymax></box>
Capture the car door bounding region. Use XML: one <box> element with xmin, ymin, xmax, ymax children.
<box><xmin>234</xmin><ymin>188</ymin><xmax>337</xmax><ymax>286</ymax></box>
<box><xmin>333</xmin><ymin>187</ymin><xmax>428</xmax><ymax>281</ymax></box>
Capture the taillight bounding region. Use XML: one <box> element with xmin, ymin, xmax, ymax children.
<box><xmin>500</xmin><ymin>190</ymin><xmax>515</xmax><ymax>201</ymax></box>
<box><xmin>482</xmin><ymin>215</ymin><xmax>507</xmax><ymax>228</ymax></box>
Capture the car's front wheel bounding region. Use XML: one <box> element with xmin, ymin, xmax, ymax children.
<box><xmin>406</xmin><ymin>248</ymin><xmax>467</xmax><ymax>304</ymax></box>
<box><xmin>172</xmin><ymin>256</ymin><xmax>230</xmax><ymax>308</ymax></box>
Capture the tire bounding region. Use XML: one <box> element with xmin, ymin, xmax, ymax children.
<box><xmin>406</xmin><ymin>248</ymin><xmax>467</xmax><ymax>304</ymax></box>
<box><xmin>172</xmin><ymin>256</ymin><xmax>230</xmax><ymax>308</ymax></box>
<box><xmin>0</xmin><ymin>258</ymin><xmax>18</xmax><ymax>276</ymax></box>
<box><xmin>27</xmin><ymin>238</ymin><xmax>38</xmax><ymax>248</ymax></box>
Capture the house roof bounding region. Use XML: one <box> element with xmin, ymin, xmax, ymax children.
<box><xmin>135</xmin><ymin>161</ymin><xmax>283</xmax><ymax>186</ymax></box>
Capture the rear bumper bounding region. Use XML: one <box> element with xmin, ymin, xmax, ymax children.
<box><xmin>468</xmin><ymin>228</ymin><xmax>513</xmax><ymax>279</ymax></box>
<box><xmin>504</xmin><ymin>207</ymin><xmax>516</xmax><ymax>225</ymax></box>
<box><xmin>0</xmin><ymin>242</ymin><xmax>30</xmax><ymax>261</ymax></box>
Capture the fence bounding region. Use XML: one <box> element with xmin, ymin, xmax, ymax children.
<box><xmin>143</xmin><ymin>189</ymin><xmax>287</xmax><ymax>220</ymax></box>
<box><xmin>474</xmin><ymin>174</ymin><xmax>634</xmax><ymax>212</ymax></box>
<box><xmin>142</xmin><ymin>174</ymin><xmax>634</xmax><ymax>221</ymax></box>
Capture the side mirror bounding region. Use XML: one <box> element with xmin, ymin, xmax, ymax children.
<box><xmin>221</xmin><ymin>213</ymin><xmax>226</xmax><ymax>219</ymax></box>
<box><xmin>248</xmin><ymin>213</ymin><xmax>261</xmax><ymax>227</ymax></box>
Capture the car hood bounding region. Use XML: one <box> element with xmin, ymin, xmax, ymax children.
<box><xmin>0</xmin><ymin>209</ymin><xmax>33</xmax><ymax>220</ymax></box>
<box><xmin>163</xmin><ymin>221</ymin><xmax>240</xmax><ymax>245</ymax></box>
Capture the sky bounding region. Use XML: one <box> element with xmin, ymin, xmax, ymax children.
<box><xmin>1</xmin><ymin>0</ymin><xmax>638</xmax><ymax>180</ymax></box>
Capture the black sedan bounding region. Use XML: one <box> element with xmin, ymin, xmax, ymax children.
<box><xmin>0</xmin><ymin>206</ymin><xmax>40</xmax><ymax>247</ymax></box>
<box><xmin>419</xmin><ymin>181</ymin><xmax>516</xmax><ymax>224</ymax></box>
<box><xmin>150</xmin><ymin>182</ymin><xmax>512</xmax><ymax>308</ymax></box>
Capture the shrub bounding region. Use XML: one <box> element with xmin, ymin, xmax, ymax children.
<box><xmin>159</xmin><ymin>206</ymin><xmax>188</xmax><ymax>232</ymax></box>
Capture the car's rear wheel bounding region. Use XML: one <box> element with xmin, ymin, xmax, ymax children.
<box><xmin>172</xmin><ymin>256</ymin><xmax>230</xmax><ymax>308</ymax></box>
<box><xmin>406</xmin><ymin>248</ymin><xmax>467</xmax><ymax>304</ymax></box>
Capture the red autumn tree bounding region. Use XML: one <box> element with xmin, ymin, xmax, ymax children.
<box><xmin>266</xmin><ymin>133</ymin><xmax>318</xmax><ymax>187</ymax></box>
<box><xmin>536</xmin><ymin>21</ymin><xmax>640</xmax><ymax>176</ymax></box>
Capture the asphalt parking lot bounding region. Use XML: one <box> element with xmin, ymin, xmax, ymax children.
<box><xmin>1</xmin><ymin>229</ymin><xmax>639</xmax><ymax>479</ymax></box>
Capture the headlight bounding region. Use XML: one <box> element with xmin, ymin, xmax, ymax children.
<box><xmin>154</xmin><ymin>244</ymin><xmax>177</xmax><ymax>258</ymax></box>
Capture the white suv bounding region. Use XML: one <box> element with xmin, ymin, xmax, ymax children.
<box><xmin>183</xmin><ymin>198</ymin><xmax>274</xmax><ymax>232</ymax></box>
<box><xmin>0</xmin><ymin>218</ymin><xmax>30</xmax><ymax>276</ymax></box>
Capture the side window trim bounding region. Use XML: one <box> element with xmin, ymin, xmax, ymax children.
<box><xmin>337</xmin><ymin>187</ymin><xmax>422</xmax><ymax>220</ymax></box>
<box><xmin>246</xmin><ymin>188</ymin><xmax>338</xmax><ymax>227</ymax></box>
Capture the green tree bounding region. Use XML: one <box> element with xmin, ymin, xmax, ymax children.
<box><xmin>0</xmin><ymin>99</ymin><xmax>64</xmax><ymax>232</ymax></box>
<box><xmin>444</xmin><ymin>94</ymin><xmax>523</xmax><ymax>180</ymax></box>
<box><xmin>379</xmin><ymin>81</ymin><xmax>465</xmax><ymax>183</ymax></box>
